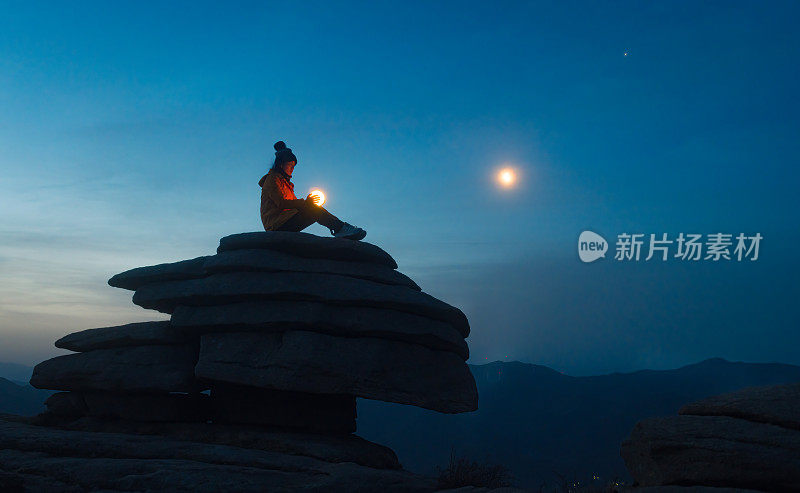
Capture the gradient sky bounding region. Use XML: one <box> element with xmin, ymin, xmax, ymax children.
<box><xmin>1</xmin><ymin>1</ymin><xmax>798</xmax><ymax>375</ymax></box>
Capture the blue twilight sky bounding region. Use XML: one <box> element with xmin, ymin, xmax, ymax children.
<box><xmin>1</xmin><ymin>1</ymin><xmax>798</xmax><ymax>375</ymax></box>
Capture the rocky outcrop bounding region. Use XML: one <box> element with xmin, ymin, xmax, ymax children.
<box><xmin>21</xmin><ymin>231</ymin><xmax>478</xmax><ymax>490</ymax></box>
<box><xmin>170</xmin><ymin>301</ymin><xmax>469</xmax><ymax>359</ymax></box>
<box><xmin>205</xmin><ymin>248</ymin><xmax>420</xmax><ymax>289</ymax></box>
<box><xmin>0</xmin><ymin>414</ymin><xmax>435</xmax><ymax>492</ymax></box>
<box><xmin>45</xmin><ymin>391</ymin><xmax>210</xmax><ymax>423</ymax></box>
<box><xmin>209</xmin><ymin>384</ymin><xmax>357</xmax><ymax>433</ymax></box>
<box><xmin>195</xmin><ymin>331</ymin><xmax>477</xmax><ymax>413</ymax></box>
<box><xmin>621</xmin><ymin>382</ymin><xmax>800</xmax><ymax>491</ymax></box>
<box><xmin>217</xmin><ymin>231</ymin><xmax>398</xmax><ymax>267</ymax></box>
<box><xmin>109</xmin><ymin>248</ymin><xmax>418</xmax><ymax>291</ymax></box>
<box><xmin>678</xmin><ymin>382</ymin><xmax>800</xmax><ymax>431</ymax></box>
<box><xmin>54</xmin><ymin>320</ymin><xmax>187</xmax><ymax>351</ymax></box>
<box><xmin>108</xmin><ymin>255</ymin><xmax>209</xmax><ymax>290</ymax></box>
<box><xmin>30</xmin><ymin>414</ymin><xmax>402</xmax><ymax>470</ymax></box>
<box><xmin>31</xmin><ymin>344</ymin><xmax>201</xmax><ymax>393</ymax></box>
<box><xmin>132</xmin><ymin>271</ymin><xmax>470</xmax><ymax>335</ymax></box>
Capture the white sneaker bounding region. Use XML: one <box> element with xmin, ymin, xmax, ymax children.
<box><xmin>332</xmin><ymin>222</ymin><xmax>367</xmax><ymax>240</ymax></box>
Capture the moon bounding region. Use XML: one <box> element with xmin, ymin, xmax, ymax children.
<box><xmin>496</xmin><ymin>167</ymin><xmax>517</xmax><ymax>188</ymax></box>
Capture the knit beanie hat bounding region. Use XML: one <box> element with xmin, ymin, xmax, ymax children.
<box><xmin>273</xmin><ymin>141</ymin><xmax>297</xmax><ymax>168</ymax></box>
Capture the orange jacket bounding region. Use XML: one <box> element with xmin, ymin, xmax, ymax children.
<box><xmin>259</xmin><ymin>169</ymin><xmax>305</xmax><ymax>231</ymax></box>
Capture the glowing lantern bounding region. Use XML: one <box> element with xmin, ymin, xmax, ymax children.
<box><xmin>496</xmin><ymin>167</ymin><xmax>517</xmax><ymax>188</ymax></box>
<box><xmin>309</xmin><ymin>189</ymin><xmax>326</xmax><ymax>206</ymax></box>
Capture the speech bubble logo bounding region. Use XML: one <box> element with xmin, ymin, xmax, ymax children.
<box><xmin>578</xmin><ymin>231</ymin><xmax>608</xmax><ymax>263</ymax></box>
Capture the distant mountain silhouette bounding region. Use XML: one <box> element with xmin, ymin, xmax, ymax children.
<box><xmin>0</xmin><ymin>376</ymin><xmax>52</xmax><ymax>416</ymax></box>
<box><xmin>357</xmin><ymin>357</ymin><xmax>800</xmax><ymax>488</ymax></box>
<box><xmin>0</xmin><ymin>361</ymin><xmax>34</xmax><ymax>383</ymax></box>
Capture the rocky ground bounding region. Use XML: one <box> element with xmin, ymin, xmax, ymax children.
<box><xmin>0</xmin><ymin>413</ymin><xmax>433</xmax><ymax>492</ymax></box>
<box><xmin>621</xmin><ymin>382</ymin><xmax>800</xmax><ymax>492</ymax></box>
<box><xmin>0</xmin><ymin>412</ymin><xmax>530</xmax><ymax>491</ymax></box>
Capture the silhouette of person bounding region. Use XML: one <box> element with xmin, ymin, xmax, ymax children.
<box><xmin>259</xmin><ymin>141</ymin><xmax>366</xmax><ymax>240</ymax></box>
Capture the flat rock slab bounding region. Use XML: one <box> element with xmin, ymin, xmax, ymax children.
<box><xmin>211</xmin><ymin>384</ymin><xmax>356</xmax><ymax>434</ymax></box>
<box><xmin>30</xmin><ymin>344</ymin><xmax>202</xmax><ymax>393</ymax></box>
<box><xmin>171</xmin><ymin>301</ymin><xmax>468</xmax><ymax>359</ymax></box>
<box><xmin>205</xmin><ymin>249</ymin><xmax>420</xmax><ymax>290</ymax></box>
<box><xmin>108</xmin><ymin>256</ymin><xmax>208</xmax><ymax>290</ymax></box>
<box><xmin>108</xmin><ymin>249</ymin><xmax>419</xmax><ymax>294</ymax></box>
<box><xmin>46</xmin><ymin>391</ymin><xmax>210</xmax><ymax>422</ymax></box>
<box><xmin>0</xmin><ymin>415</ymin><xmax>437</xmax><ymax>492</ymax></box>
<box><xmin>195</xmin><ymin>331</ymin><xmax>478</xmax><ymax>413</ymax></box>
<box><xmin>55</xmin><ymin>321</ymin><xmax>188</xmax><ymax>352</ymax></box>
<box><xmin>218</xmin><ymin>231</ymin><xmax>398</xmax><ymax>269</ymax></box>
<box><xmin>39</xmin><ymin>416</ymin><xmax>401</xmax><ymax>470</ymax></box>
<box><xmin>620</xmin><ymin>414</ymin><xmax>800</xmax><ymax>491</ymax></box>
<box><xmin>679</xmin><ymin>382</ymin><xmax>800</xmax><ymax>431</ymax></box>
<box><xmin>134</xmin><ymin>271</ymin><xmax>469</xmax><ymax>336</ymax></box>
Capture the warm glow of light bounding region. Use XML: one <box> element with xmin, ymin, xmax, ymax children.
<box><xmin>496</xmin><ymin>167</ymin><xmax>517</xmax><ymax>188</ymax></box>
<box><xmin>309</xmin><ymin>189</ymin><xmax>326</xmax><ymax>206</ymax></box>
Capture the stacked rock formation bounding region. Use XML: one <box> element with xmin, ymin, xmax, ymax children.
<box><xmin>30</xmin><ymin>231</ymin><xmax>478</xmax><ymax>434</ymax></box>
<box><xmin>621</xmin><ymin>382</ymin><xmax>800</xmax><ymax>491</ymax></box>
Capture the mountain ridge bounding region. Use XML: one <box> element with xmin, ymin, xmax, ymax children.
<box><xmin>358</xmin><ymin>357</ymin><xmax>800</xmax><ymax>488</ymax></box>
<box><xmin>0</xmin><ymin>377</ymin><xmax>51</xmax><ymax>416</ymax></box>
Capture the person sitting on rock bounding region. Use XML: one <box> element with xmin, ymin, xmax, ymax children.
<box><xmin>259</xmin><ymin>141</ymin><xmax>367</xmax><ymax>240</ymax></box>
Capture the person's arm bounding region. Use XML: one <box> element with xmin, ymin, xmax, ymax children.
<box><xmin>277</xmin><ymin>196</ymin><xmax>306</xmax><ymax>209</ymax></box>
<box><xmin>265</xmin><ymin>175</ymin><xmax>306</xmax><ymax>210</ymax></box>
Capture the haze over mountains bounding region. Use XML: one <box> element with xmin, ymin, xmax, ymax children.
<box><xmin>0</xmin><ymin>362</ymin><xmax>37</xmax><ymax>385</ymax></box>
<box><xmin>0</xmin><ymin>377</ymin><xmax>50</xmax><ymax>416</ymax></box>
<box><xmin>2</xmin><ymin>357</ymin><xmax>799</xmax><ymax>488</ymax></box>
<box><xmin>358</xmin><ymin>358</ymin><xmax>800</xmax><ymax>487</ymax></box>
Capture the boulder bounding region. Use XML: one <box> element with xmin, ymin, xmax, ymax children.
<box><xmin>170</xmin><ymin>301</ymin><xmax>468</xmax><ymax>359</ymax></box>
<box><xmin>217</xmin><ymin>231</ymin><xmax>398</xmax><ymax>268</ymax></box>
<box><xmin>679</xmin><ymin>382</ymin><xmax>800</xmax><ymax>431</ymax></box>
<box><xmin>620</xmin><ymin>415</ymin><xmax>800</xmax><ymax>491</ymax></box>
<box><xmin>30</xmin><ymin>344</ymin><xmax>202</xmax><ymax>393</ymax></box>
<box><xmin>108</xmin><ymin>256</ymin><xmax>208</xmax><ymax>290</ymax></box>
<box><xmin>133</xmin><ymin>271</ymin><xmax>469</xmax><ymax>336</ymax></box>
<box><xmin>0</xmin><ymin>415</ymin><xmax>437</xmax><ymax>492</ymax></box>
<box><xmin>46</xmin><ymin>391</ymin><xmax>210</xmax><ymax>422</ymax></box>
<box><xmin>205</xmin><ymin>248</ymin><xmax>420</xmax><ymax>290</ymax></box>
<box><xmin>195</xmin><ymin>331</ymin><xmax>478</xmax><ymax>413</ymax></box>
<box><xmin>210</xmin><ymin>384</ymin><xmax>356</xmax><ymax>433</ymax></box>
<box><xmin>55</xmin><ymin>321</ymin><xmax>187</xmax><ymax>352</ymax></box>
